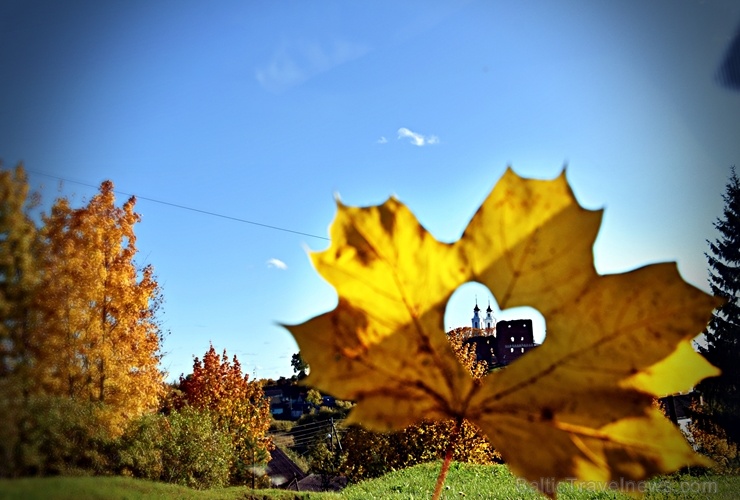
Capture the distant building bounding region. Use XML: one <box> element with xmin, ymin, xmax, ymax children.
<box><xmin>659</xmin><ymin>392</ymin><xmax>701</xmax><ymax>437</ymax></box>
<box><xmin>456</xmin><ymin>301</ymin><xmax>539</xmax><ymax>368</ymax></box>
<box><xmin>265</xmin><ymin>383</ymin><xmax>313</xmax><ymax>420</ymax></box>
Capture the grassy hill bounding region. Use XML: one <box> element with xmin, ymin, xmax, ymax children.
<box><xmin>0</xmin><ymin>475</ymin><xmax>317</xmax><ymax>500</ymax></box>
<box><xmin>1</xmin><ymin>462</ymin><xmax>736</xmax><ymax>499</ymax></box>
<box><xmin>341</xmin><ymin>462</ymin><xmax>738</xmax><ymax>499</ymax></box>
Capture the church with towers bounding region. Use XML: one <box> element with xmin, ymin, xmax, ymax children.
<box><xmin>457</xmin><ymin>301</ymin><xmax>539</xmax><ymax>368</ymax></box>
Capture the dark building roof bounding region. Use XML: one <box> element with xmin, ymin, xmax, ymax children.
<box><xmin>659</xmin><ymin>393</ymin><xmax>698</xmax><ymax>422</ymax></box>
<box><xmin>266</xmin><ymin>446</ymin><xmax>306</xmax><ymax>488</ymax></box>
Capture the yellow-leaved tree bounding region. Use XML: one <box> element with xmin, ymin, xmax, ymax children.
<box><xmin>286</xmin><ymin>168</ymin><xmax>720</xmax><ymax>497</ymax></box>
<box><xmin>33</xmin><ymin>180</ymin><xmax>164</xmax><ymax>434</ymax></box>
<box><xmin>0</xmin><ymin>162</ymin><xmax>42</xmax><ymax>475</ymax></box>
<box><xmin>0</xmin><ymin>163</ymin><xmax>40</xmax><ymax>386</ymax></box>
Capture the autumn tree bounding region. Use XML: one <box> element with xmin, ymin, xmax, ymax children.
<box><xmin>0</xmin><ymin>162</ymin><xmax>40</xmax><ymax>385</ymax></box>
<box><xmin>694</xmin><ymin>166</ymin><xmax>740</xmax><ymax>455</ymax></box>
<box><xmin>446</xmin><ymin>327</ymin><xmax>489</xmax><ymax>380</ymax></box>
<box><xmin>33</xmin><ymin>180</ymin><xmax>164</xmax><ymax>434</ymax></box>
<box><xmin>0</xmin><ymin>162</ymin><xmax>42</xmax><ymax>475</ymax></box>
<box><xmin>179</xmin><ymin>344</ymin><xmax>273</xmax><ymax>485</ymax></box>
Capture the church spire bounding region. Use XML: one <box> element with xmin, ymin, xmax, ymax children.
<box><xmin>484</xmin><ymin>299</ymin><xmax>495</xmax><ymax>333</ymax></box>
<box><xmin>471</xmin><ymin>298</ymin><xmax>481</xmax><ymax>329</ymax></box>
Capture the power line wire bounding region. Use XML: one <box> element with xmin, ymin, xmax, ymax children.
<box><xmin>26</xmin><ymin>169</ymin><xmax>330</xmax><ymax>241</ymax></box>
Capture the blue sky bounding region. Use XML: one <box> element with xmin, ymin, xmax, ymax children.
<box><xmin>2</xmin><ymin>0</ymin><xmax>739</xmax><ymax>381</ymax></box>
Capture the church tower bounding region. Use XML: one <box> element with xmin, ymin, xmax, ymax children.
<box><xmin>471</xmin><ymin>302</ymin><xmax>481</xmax><ymax>329</ymax></box>
<box><xmin>484</xmin><ymin>302</ymin><xmax>495</xmax><ymax>335</ymax></box>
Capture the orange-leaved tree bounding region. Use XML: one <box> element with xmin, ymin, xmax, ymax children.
<box><xmin>179</xmin><ymin>344</ymin><xmax>273</xmax><ymax>484</ymax></box>
<box><xmin>33</xmin><ymin>180</ymin><xmax>164</xmax><ymax>434</ymax></box>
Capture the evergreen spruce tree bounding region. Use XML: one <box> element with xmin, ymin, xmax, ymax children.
<box><xmin>696</xmin><ymin>166</ymin><xmax>740</xmax><ymax>447</ymax></box>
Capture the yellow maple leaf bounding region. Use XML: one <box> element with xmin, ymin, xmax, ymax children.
<box><xmin>286</xmin><ymin>168</ymin><xmax>720</xmax><ymax>495</ymax></box>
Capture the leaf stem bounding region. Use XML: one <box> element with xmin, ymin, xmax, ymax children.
<box><xmin>432</xmin><ymin>419</ymin><xmax>461</xmax><ymax>500</ymax></box>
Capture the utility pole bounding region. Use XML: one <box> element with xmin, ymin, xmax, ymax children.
<box><xmin>330</xmin><ymin>418</ymin><xmax>342</xmax><ymax>452</ymax></box>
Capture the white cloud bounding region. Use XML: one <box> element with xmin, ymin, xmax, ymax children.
<box><xmin>397</xmin><ymin>127</ymin><xmax>439</xmax><ymax>146</ymax></box>
<box><xmin>377</xmin><ymin>136</ymin><xmax>388</xmax><ymax>144</ymax></box>
<box><xmin>256</xmin><ymin>38</ymin><xmax>371</xmax><ymax>93</ymax></box>
<box><xmin>255</xmin><ymin>55</ymin><xmax>306</xmax><ymax>93</ymax></box>
<box><xmin>266</xmin><ymin>258</ymin><xmax>288</xmax><ymax>270</ymax></box>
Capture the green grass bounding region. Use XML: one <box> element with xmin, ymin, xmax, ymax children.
<box><xmin>1</xmin><ymin>463</ymin><xmax>737</xmax><ymax>499</ymax></box>
<box><xmin>341</xmin><ymin>462</ymin><xmax>740</xmax><ymax>499</ymax></box>
<box><xmin>0</xmin><ymin>475</ymin><xmax>324</xmax><ymax>500</ymax></box>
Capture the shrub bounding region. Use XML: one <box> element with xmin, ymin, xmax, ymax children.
<box><xmin>309</xmin><ymin>439</ymin><xmax>344</xmax><ymax>490</ymax></box>
<box><xmin>339</xmin><ymin>420</ymin><xmax>501</xmax><ymax>483</ymax></box>
<box><xmin>116</xmin><ymin>407</ymin><xmax>234</xmax><ymax>489</ymax></box>
<box><xmin>8</xmin><ymin>395</ymin><xmax>114</xmax><ymax>477</ymax></box>
<box><xmin>116</xmin><ymin>412</ymin><xmax>166</xmax><ymax>480</ymax></box>
<box><xmin>689</xmin><ymin>415</ymin><xmax>739</xmax><ymax>474</ymax></box>
<box><xmin>270</xmin><ymin>419</ymin><xmax>295</xmax><ymax>433</ymax></box>
<box><xmin>161</xmin><ymin>407</ymin><xmax>233</xmax><ymax>489</ymax></box>
<box><xmin>0</xmin><ymin>381</ymin><xmax>25</xmax><ymax>478</ymax></box>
